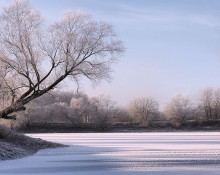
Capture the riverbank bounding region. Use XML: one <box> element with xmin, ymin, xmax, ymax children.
<box><xmin>0</xmin><ymin>130</ymin><xmax>65</xmax><ymax>161</ymax></box>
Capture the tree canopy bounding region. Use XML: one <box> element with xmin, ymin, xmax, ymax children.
<box><xmin>0</xmin><ymin>0</ymin><xmax>124</xmax><ymax>120</ymax></box>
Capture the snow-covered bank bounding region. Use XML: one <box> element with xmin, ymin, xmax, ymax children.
<box><xmin>0</xmin><ymin>132</ymin><xmax>220</xmax><ymax>174</ymax></box>
<box><xmin>0</xmin><ymin>132</ymin><xmax>64</xmax><ymax>161</ymax></box>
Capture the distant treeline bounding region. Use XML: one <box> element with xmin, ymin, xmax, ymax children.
<box><xmin>1</xmin><ymin>88</ymin><xmax>220</xmax><ymax>131</ymax></box>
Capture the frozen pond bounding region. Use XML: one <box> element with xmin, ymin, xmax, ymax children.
<box><xmin>0</xmin><ymin>132</ymin><xmax>220</xmax><ymax>175</ymax></box>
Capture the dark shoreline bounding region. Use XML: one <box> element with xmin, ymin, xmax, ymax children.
<box><xmin>19</xmin><ymin>125</ymin><xmax>220</xmax><ymax>133</ymax></box>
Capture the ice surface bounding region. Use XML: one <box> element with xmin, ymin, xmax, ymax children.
<box><xmin>0</xmin><ymin>132</ymin><xmax>220</xmax><ymax>175</ymax></box>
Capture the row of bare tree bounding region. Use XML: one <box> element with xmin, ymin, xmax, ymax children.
<box><xmin>11</xmin><ymin>92</ymin><xmax>130</xmax><ymax>130</ymax></box>
<box><xmin>130</xmin><ymin>88</ymin><xmax>220</xmax><ymax>127</ymax></box>
<box><xmin>3</xmin><ymin>88</ymin><xmax>219</xmax><ymax>130</ymax></box>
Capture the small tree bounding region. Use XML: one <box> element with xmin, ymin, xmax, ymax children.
<box><xmin>115</xmin><ymin>108</ymin><xmax>132</xmax><ymax>124</ymax></box>
<box><xmin>199</xmin><ymin>88</ymin><xmax>220</xmax><ymax>123</ymax></box>
<box><xmin>200</xmin><ymin>88</ymin><xmax>214</xmax><ymax>122</ymax></box>
<box><xmin>90</xmin><ymin>95</ymin><xmax>117</xmax><ymax>130</ymax></box>
<box><xmin>0</xmin><ymin>0</ymin><xmax>124</xmax><ymax>120</ymax></box>
<box><xmin>129</xmin><ymin>97</ymin><xmax>159</xmax><ymax>126</ymax></box>
<box><xmin>164</xmin><ymin>94</ymin><xmax>195</xmax><ymax>126</ymax></box>
<box><xmin>70</xmin><ymin>94</ymin><xmax>91</xmax><ymax>127</ymax></box>
<box><xmin>212</xmin><ymin>89</ymin><xmax>220</xmax><ymax>122</ymax></box>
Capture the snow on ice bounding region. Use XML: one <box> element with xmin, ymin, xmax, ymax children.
<box><xmin>0</xmin><ymin>132</ymin><xmax>220</xmax><ymax>175</ymax></box>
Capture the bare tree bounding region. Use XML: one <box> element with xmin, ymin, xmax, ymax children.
<box><xmin>199</xmin><ymin>88</ymin><xmax>220</xmax><ymax>123</ymax></box>
<box><xmin>212</xmin><ymin>89</ymin><xmax>220</xmax><ymax>121</ymax></box>
<box><xmin>164</xmin><ymin>94</ymin><xmax>195</xmax><ymax>126</ymax></box>
<box><xmin>129</xmin><ymin>97</ymin><xmax>159</xmax><ymax>126</ymax></box>
<box><xmin>200</xmin><ymin>88</ymin><xmax>214</xmax><ymax>122</ymax></box>
<box><xmin>115</xmin><ymin>108</ymin><xmax>132</xmax><ymax>123</ymax></box>
<box><xmin>90</xmin><ymin>95</ymin><xmax>118</xmax><ymax>130</ymax></box>
<box><xmin>0</xmin><ymin>0</ymin><xmax>124</xmax><ymax>120</ymax></box>
<box><xmin>69</xmin><ymin>94</ymin><xmax>91</xmax><ymax>126</ymax></box>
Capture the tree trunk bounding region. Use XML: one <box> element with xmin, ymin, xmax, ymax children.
<box><xmin>0</xmin><ymin>102</ymin><xmax>26</xmax><ymax>120</ymax></box>
<box><xmin>0</xmin><ymin>74</ymin><xmax>68</xmax><ymax>120</ymax></box>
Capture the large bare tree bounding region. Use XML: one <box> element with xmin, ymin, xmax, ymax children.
<box><xmin>0</xmin><ymin>0</ymin><xmax>124</xmax><ymax>120</ymax></box>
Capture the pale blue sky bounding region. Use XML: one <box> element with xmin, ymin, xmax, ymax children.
<box><xmin>1</xmin><ymin>0</ymin><xmax>220</xmax><ymax>108</ymax></box>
